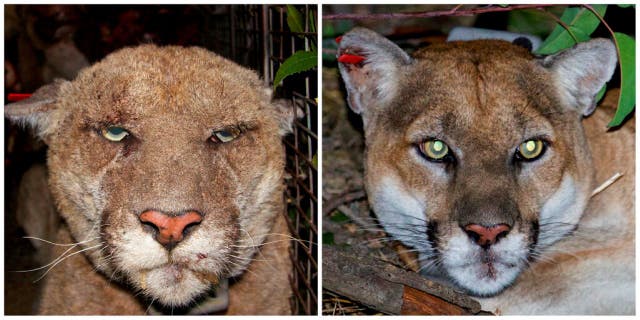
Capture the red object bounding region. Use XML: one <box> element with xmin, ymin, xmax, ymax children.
<box><xmin>338</xmin><ymin>54</ymin><xmax>365</xmax><ymax>64</ymax></box>
<box><xmin>335</xmin><ymin>36</ymin><xmax>343</xmax><ymax>43</ymax></box>
<box><xmin>8</xmin><ymin>93</ymin><xmax>32</xmax><ymax>102</ymax></box>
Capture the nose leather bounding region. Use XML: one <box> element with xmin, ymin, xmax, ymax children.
<box><xmin>140</xmin><ymin>210</ymin><xmax>203</xmax><ymax>245</ymax></box>
<box><xmin>464</xmin><ymin>223</ymin><xmax>511</xmax><ymax>248</ymax></box>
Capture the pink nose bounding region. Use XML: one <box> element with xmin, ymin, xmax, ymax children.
<box><xmin>139</xmin><ymin>210</ymin><xmax>202</xmax><ymax>249</ymax></box>
<box><xmin>463</xmin><ymin>224</ymin><xmax>511</xmax><ymax>248</ymax></box>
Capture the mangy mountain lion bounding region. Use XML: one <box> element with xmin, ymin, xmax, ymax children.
<box><xmin>337</xmin><ymin>27</ymin><xmax>634</xmax><ymax>314</ymax></box>
<box><xmin>5</xmin><ymin>45</ymin><xmax>295</xmax><ymax>315</ymax></box>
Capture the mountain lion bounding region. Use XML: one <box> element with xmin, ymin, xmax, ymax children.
<box><xmin>337</xmin><ymin>27</ymin><xmax>634</xmax><ymax>314</ymax></box>
<box><xmin>5</xmin><ymin>45</ymin><xmax>294</xmax><ymax>314</ymax></box>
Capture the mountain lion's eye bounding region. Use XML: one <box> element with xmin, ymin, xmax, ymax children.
<box><xmin>211</xmin><ymin>128</ymin><xmax>241</xmax><ymax>143</ymax></box>
<box><xmin>516</xmin><ymin>139</ymin><xmax>545</xmax><ymax>160</ymax></box>
<box><xmin>101</xmin><ymin>126</ymin><xmax>129</xmax><ymax>142</ymax></box>
<box><xmin>420</xmin><ymin>139</ymin><xmax>450</xmax><ymax>161</ymax></box>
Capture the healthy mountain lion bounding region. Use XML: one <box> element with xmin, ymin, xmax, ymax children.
<box><xmin>5</xmin><ymin>45</ymin><xmax>295</xmax><ymax>315</ymax></box>
<box><xmin>337</xmin><ymin>27</ymin><xmax>634</xmax><ymax>314</ymax></box>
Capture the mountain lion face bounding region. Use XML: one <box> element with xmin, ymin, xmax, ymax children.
<box><xmin>6</xmin><ymin>45</ymin><xmax>292</xmax><ymax>308</ymax></box>
<box><xmin>338</xmin><ymin>28</ymin><xmax>617</xmax><ymax>296</ymax></box>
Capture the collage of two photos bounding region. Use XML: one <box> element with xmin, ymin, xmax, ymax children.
<box><xmin>3</xmin><ymin>3</ymin><xmax>636</xmax><ymax>316</ymax></box>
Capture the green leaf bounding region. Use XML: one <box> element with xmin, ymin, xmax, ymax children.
<box><xmin>536</xmin><ymin>5</ymin><xmax>607</xmax><ymax>55</ymax></box>
<box><xmin>273</xmin><ymin>50</ymin><xmax>317</xmax><ymax>88</ymax></box>
<box><xmin>312</xmin><ymin>153</ymin><xmax>318</xmax><ymax>170</ymax></box>
<box><xmin>617</xmin><ymin>4</ymin><xmax>634</xmax><ymax>8</ymax></box>
<box><xmin>330</xmin><ymin>211</ymin><xmax>350</xmax><ymax>223</ymax></box>
<box><xmin>507</xmin><ymin>9</ymin><xmax>557</xmax><ymax>37</ymax></box>
<box><xmin>323</xmin><ymin>232</ymin><xmax>335</xmax><ymax>245</ymax></box>
<box><xmin>595</xmin><ymin>84</ymin><xmax>607</xmax><ymax>104</ymax></box>
<box><xmin>286</xmin><ymin>5</ymin><xmax>304</xmax><ymax>34</ymax></box>
<box><xmin>608</xmin><ymin>33</ymin><xmax>635</xmax><ymax>127</ymax></box>
<box><xmin>309</xmin><ymin>10</ymin><xmax>316</xmax><ymax>33</ymax></box>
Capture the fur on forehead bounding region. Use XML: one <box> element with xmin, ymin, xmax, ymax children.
<box><xmin>376</xmin><ymin>42</ymin><xmax>562</xmax><ymax>133</ymax></box>
<box><xmin>64</xmin><ymin>45</ymin><xmax>274</xmax><ymax>123</ymax></box>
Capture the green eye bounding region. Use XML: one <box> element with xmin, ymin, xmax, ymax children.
<box><xmin>211</xmin><ymin>128</ymin><xmax>240</xmax><ymax>143</ymax></box>
<box><xmin>101</xmin><ymin>126</ymin><xmax>129</xmax><ymax>142</ymax></box>
<box><xmin>420</xmin><ymin>139</ymin><xmax>450</xmax><ymax>161</ymax></box>
<box><xmin>517</xmin><ymin>139</ymin><xmax>545</xmax><ymax>160</ymax></box>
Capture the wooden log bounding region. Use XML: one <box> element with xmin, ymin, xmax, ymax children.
<box><xmin>401</xmin><ymin>286</ymin><xmax>466</xmax><ymax>315</ymax></box>
<box><xmin>323</xmin><ymin>245</ymin><xmax>483</xmax><ymax>315</ymax></box>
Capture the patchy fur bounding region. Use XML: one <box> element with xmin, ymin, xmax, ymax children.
<box><xmin>338</xmin><ymin>27</ymin><xmax>633</xmax><ymax>314</ymax></box>
<box><xmin>6</xmin><ymin>44</ymin><xmax>293</xmax><ymax>315</ymax></box>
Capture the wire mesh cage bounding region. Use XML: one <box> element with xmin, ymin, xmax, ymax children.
<box><xmin>4</xmin><ymin>4</ymin><xmax>317</xmax><ymax>315</ymax></box>
<box><xmin>201</xmin><ymin>5</ymin><xmax>318</xmax><ymax>315</ymax></box>
<box><xmin>265</xmin><ymin>5</ymin><xmax>318</xmax><ymax>315</ymax></box>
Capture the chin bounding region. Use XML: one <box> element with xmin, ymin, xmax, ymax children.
<box><xmin>440</xmin><ymin>231</ymin><xmax>529</xmax><ymax>297</ymax></box>
<box><xmin>134</xmin><ymin>264</ymin><xmax>217</xmax><ymax>307</ymax></box>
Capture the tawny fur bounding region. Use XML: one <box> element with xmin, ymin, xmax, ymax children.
<box><xmin>337</xmin><ymin>27</ymin><xmax>634</xmax><ymax>314</ymax></box>
<box><xmin>6</xmin><ymin>45</ymin><xmax>293</xmax><ymax>315</ymax></box>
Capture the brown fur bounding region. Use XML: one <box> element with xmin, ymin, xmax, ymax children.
<box><xmin>338</xmin><ymin>27</ymin><xmax>633</xmax><ymax>314</ymax></box>
<box><xmin>6</xmin><ymin>45</ymin><xmax>293</xmax><ymax>315</ymax></box>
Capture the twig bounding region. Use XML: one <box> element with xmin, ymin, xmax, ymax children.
<box><xmin>591</xmin><ymin>172</ymin><xmax>623</xmax><ymax>197</ymax></box>
<box><xmin>324</xmin><ymin>4</ymin><xmax>560</xmax><ymax>20</ymax></box>
<box><xmin>538</xmin><ymin>7</ymin><xmax>580</xmax><ymax>44</ymax></box>
<box><xmin>323</xmin><ymin>189</ymin><xmax>366</xmax><ymax>216</ymax></box>
<box><xmin>336</xmin><ymin>204</ymin><xmax>382</xmax><ymax>233</ymax></box>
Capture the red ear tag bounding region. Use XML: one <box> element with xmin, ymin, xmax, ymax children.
<box><xmin>338</xmin><ymin>54</ymin><xmax>365</xmax><ymax>64</ymax></box>
<box><xmin>335</xmin><ymin>36</ymin><xmax>343</xmax><ymax>44</ymax></box>
<box><xmin>7</xmin><ymin>93</ymin><xmax>32</xmax><ymax>102</ymax></box>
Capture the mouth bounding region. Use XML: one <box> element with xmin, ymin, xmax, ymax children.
<box><xmin>135</xmin><ymin>262</ymin><xmax>220</xmax><ymax>307</ymax></box>
<box><xmin>438</xmin><ymin>234</ymin><xmax>528</xmax><ymax>297</ymax></box>
<box><xmin>446</xmin><ymin>257</ymin><xmax>522</xmax><ymax>297</ymax></box>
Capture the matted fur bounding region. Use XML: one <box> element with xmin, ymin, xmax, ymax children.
<box><xmin>6</xmin><ymin>45</ymin><xmax>294</xmax><ymax>315</ymax></box>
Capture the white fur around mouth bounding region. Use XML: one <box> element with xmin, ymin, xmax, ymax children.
<box><xmin>138</xmin><ymin>263</ymin><xmax>214</xmax><ymax>307</ymax></box>
<box><xmin>446</xmin><ymin>258</ymin><xmax>521</xmax><ymax>296</ymax></box>
<box><xmin>442</xmin><ymin>233</ymin><xmax>527</xmax><ymax>297</ymax></box>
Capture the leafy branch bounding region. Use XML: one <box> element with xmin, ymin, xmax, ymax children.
<box><xmin>533</xmin><ymin>5</ymin><xmax>635</xmax><ymax>127</ymax></box>
<box><xmin>273</xmin><ymin>5</ymin><xmax>318</xmax><ymax>89</ymax></box>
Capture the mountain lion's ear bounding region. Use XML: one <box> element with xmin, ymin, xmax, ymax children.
<box><xmin>5</xmin><ymin>79</ymin><xmax>68</xmax><ymax>144</ymax></box>
<box><xmin>337</xmin><ymin>27</ymin><xmax>413</xmax><ymax>116</ymax></box>
<box><xmin>541</xmin><ymin>38</ymin><xmax>617</xmax><ymax>116</ymax></box>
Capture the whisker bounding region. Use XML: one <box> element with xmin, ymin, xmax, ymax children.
<box><xmin>32</xmin><ymin>244</ymin><xmax>104</xmax><ymax>283</ymax></box>
<box><xmin>22</xmin><ymin>236</ymin><xmax>98</xmax><ymax>247</ymax></box>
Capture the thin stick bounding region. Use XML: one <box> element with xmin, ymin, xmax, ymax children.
<box><xmin>323</xmin><ymin>189</ymin><xmax>366</xmax><ymax>216</ymax></box>
<box><xmin>591</xmin><ymin>172</ymin><xmax>623</xmax><ymax>197</ymax></box>
<box><xmin>324</xmin><ymin>4</ymin><xmax>560</xmax><ymax>20</ymax></box>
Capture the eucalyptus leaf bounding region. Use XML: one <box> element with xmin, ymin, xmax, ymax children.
<box><xmin>608</xmin><ymin>33</ymin><xmax>635</xmax><ymax>127</ymax></box>
<box><xmin>536</xmin><ymin>5</ymin><xmax>607</xmax><ymax>54</ymax></box>
<box><xmin>273</xmin><ymin>50</ymin><xmax>317</xmax><ymax>89</ymax></box>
